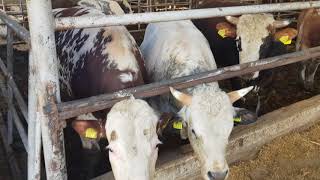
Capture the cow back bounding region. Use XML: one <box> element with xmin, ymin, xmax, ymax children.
<box><xmin>54</xmin><ymin>7</ymin><xmax>147</xmax><ymax>117</ymax></box>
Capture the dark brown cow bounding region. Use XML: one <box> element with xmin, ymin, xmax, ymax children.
<box><xmin>53</xmin><ymin>3</ymin><xmax>147</xmax><ymax>179</ymax></box>
<box><xmin>296</xmin><ymin>8</ymin><xmax>320</xmax><ymax>90</ymax></box>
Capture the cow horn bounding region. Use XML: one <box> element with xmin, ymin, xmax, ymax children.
<box><xmin>227</xmin><ymin>86</ymin><xmax>253</xmax><ymax>103</ymax></box>
<box><xmin>169</xmin><ymin>87</ymin><xmax>192</xmax><ymax>106</ymax></box>
<box><xmin>226</xmin><ymin>16</ymin><xmax>239</xmax><ymax>25</ymax></box>
<box><xmin>273</xmin><ymin>19</ymin><xmax>291</xmax><ymax>29</ymax></box>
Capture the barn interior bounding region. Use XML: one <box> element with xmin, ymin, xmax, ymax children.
<box><xmin>0</xmin><ymin>0</ymin><xmax>319</xmax><ymax>180</ymax></box>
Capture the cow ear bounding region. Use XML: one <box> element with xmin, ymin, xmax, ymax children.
<box><xmin>227</xmin><ymin>86</ymin><xmax>253</xmax><ymax>103</ymax></box>
<box><xmin>274</xmin><ymin>27</ymin><xmax>298</xmax><ymax>45</ymax></box>
<box><xmin>156</xmin><ymin>112</ymin><xmax>174</xmax><ymax>137</ymax></box>
<box><xmin>71</xmin><ymin>120</ymin><xmax>105</xmax><ymax>139</ymax></box>
<box><xmin>169</xmin><ymin>87</ymin><xmax>192</xmax><ymax>106</ymax></box>
<box><xmin>233</xmin><ymin>107</ymin><xmax>258</xmax><ymax>125</ymax></box>
<box><xmin>180</xmin><ymin>121</ymin><xmax>188</xmax><ymax>140</ymax></box>
<box><xmin>216</xmin><ymin>22</ymin><xmax>237</xmax><ymax>38</ymax></box>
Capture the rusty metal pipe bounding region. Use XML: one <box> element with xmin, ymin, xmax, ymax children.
<box><xmin>0</xmin><ymin>10</ymin><xmax>29</xmax><ymax>43</ymax></box>
<box><xmin>26</xmin><ymin>0</ymin><xmax>66</xmax><ymax>179</ymax></box>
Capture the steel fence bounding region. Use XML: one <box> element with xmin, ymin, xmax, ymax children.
<box><xmin>0</xmin><ymin>0</ymin><xmax>318</xmax><ymax>179</ymax></box>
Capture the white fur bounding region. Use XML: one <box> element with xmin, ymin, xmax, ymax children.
<box><xmin>140</xmin><ymin>20</ymin><xmax>233</xmax><ymax>180</ymax></box>
<box><xmin>78</xmin><ymin>0</ymin><xmax>125</xmax><ymax>15</ymax></box>
<box><xmin>106</xmin><ymin>99</ymin><xmax>160</xmax><ymax>180</ymax></box>
<box><xmin>236</xmin><ymin>14</ymin><xmax>275</xmax><ymax>64</ymax></box>
<box><xmin>119</xmin><ymin>72</ymin><xmax>134</xmax><ymax>83</ymax></box>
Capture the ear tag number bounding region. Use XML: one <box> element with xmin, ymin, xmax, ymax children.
<box><xmin>173</xmin><ymin>121</ymin><xmax>183</xmax><ymax>130</ymax></box>
<box><xmin>85</xmin><ymin>128</ymin><xmax>98</xmax><ymax>139</ymax></box>
<box><xmin>279</xmin><ymin>36</ymin><xmax>291</xmax><ymax>45</ymax></box>
<box><xmin>218</xmin><ymin>29</ymin><xmax>227</xmax><ymax>38</ymax></box>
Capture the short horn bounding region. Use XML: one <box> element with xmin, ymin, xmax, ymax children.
<box><xmin>169</xmin><ymin>87</ymin><xmax>192</xmax><ymax>106</ymax></box>
<box><xmin>273</xmin><ymin>19</ymin><xmax>291</xmax><ymax>29</ymax></box>
<box><xmin>228</xmin><ymin>86</ymin><xmax>253</xmax><ymax>103</ymax></box>
<box><xmin>226</xmin><ymin>16</ymin><xmax>239</xmax><ymax>25</ymax></box>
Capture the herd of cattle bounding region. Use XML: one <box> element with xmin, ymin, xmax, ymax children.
<box><xmin>4</xmin><ymin>0</ymin><xmax>320</xmax><ymax>179</ymax></box>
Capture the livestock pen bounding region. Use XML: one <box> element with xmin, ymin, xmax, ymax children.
<box><xmin>0</xmin><ymin>0</ymin><xmax>320</xmax><ymax>180</ymax></box>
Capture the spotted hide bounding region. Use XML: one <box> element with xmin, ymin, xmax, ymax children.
<box><xmin>192</xmin><ymin>1</ymin><xmax>297</xmax><ymax>113</ymax></box>
<box><xmin>53</xmin><ymin>5</ymin><xmax>147</xmax><ymax>179</ymax></box>
<box><xmin>296</xmin><ymin>8</ymin><xmax>320</xmax><ymax>91</ymax></box>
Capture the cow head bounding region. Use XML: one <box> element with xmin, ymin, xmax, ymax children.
<box><xmin>170</xmin><ymin>86</ymin><xmax>253</xmax><ymax>180</ymax></box>
<box><xmin>71</xmin><ymin>116</ymin><xmax>106</xmax><ymax>150</ymax></box>
<box><xmin>216</xmin><ymin>14</ymin><xmax>296</xmax><ymax>79</ymax></box>
<box><xmin>106</xmin><ymin>98</ymin><xmax>160</xmax><ymax>180</ymax></box>
<box><xmin>78</xmin><ymin>0</ymin><xmax>133</xmax><ymax>15</ymax></box>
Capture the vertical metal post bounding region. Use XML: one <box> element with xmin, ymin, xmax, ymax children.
<box><xmin>138</xmin><ymin>0</ymin><xmax>141</xmax><ymax>30</ymax></box>
<box><xmin>27</xmin><ymin>52</ymin><xmax>42</xmax><ymax>180</ymax></box>
<box><xmin>18</xmin><ymin>0</ymin><xmax>24</xmax><ymax>27</ymax></box>
<box><xmin>6</xmin><ymin>26</ymin><xmax>13</xmax><ymax>145</ymax></box>
<box><xmin>26</xmin><ymin>0</ymin><xmax>66</xmax><ymax>179</ymax></box>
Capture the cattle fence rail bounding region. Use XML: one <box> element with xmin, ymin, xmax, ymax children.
<box><xmin>0</xmin><ymin>0</ymin><xmax>319</xmax><ymax>179</ymax></box>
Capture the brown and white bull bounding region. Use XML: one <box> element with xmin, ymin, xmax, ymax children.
<box><xmin>296</xmin><ymin>8</ymin><xmax>320</xmax><ymax>90</ymax></box>
<box><xmin>140</xmin><ymin>20</ymin><xmax>253</xmax><ymax>180</ymax></box>
<box><xmin>54</xmin><ymin>1</ymin><xmax>159</xmax><ymax>179</ymax></box>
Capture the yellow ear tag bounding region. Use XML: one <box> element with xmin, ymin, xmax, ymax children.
<box><xmin>85</xmin><ymin>128</ymin><xmax>98</xmax><ymax>139</ymax></box>
<box><xmin>233</xmin><ymin>117</ymin><xmax>241</xmax><ymax>123</ymax></box>
<box><xmin>279</xmin><ymin>36</ymin><xmax>292</xmax><ymax>45</ymax></box>
<box><xmin>173</xmin><ymin>121</ymin><xmax>183</xmax><ymax>130</ymax></box>
<box><xmin>218</xmin><ymin>29</ymin><xmax>227</xmax><ymax>38</ymax></box>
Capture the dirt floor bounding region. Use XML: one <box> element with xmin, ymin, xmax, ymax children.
<box><xmin>228</xmin><ymin>123</ymin><xmax>320</xmax><ymax>180</ymax></box>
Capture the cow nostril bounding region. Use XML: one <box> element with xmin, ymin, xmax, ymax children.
<box><xmin>207</xmin><ymin>171</ymin><xmax>215</xmax><ymax>180</ymax></box>
<box><xmin>207</xmin><ymin>170</ymin><xmax>228</xmax><ymax>180</ymax></box>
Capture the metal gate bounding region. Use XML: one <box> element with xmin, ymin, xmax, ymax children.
<box><xmin>0</xmin><ymin>0</ymin><xmax>319</xmax><ymax>179</ymax></box>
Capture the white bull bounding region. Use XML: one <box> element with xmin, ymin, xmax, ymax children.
<box><xmin>140</xmin><ymin>20</ymin><xmax>252</xmax><ymax>180</ymax></box>
<box><xmin>106</xmin><ymin>98</ymin><xmax>161</xmax><ymax>180</ymax></box>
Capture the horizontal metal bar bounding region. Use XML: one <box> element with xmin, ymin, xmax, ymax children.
<box><xmin>0</xmin><ymin>10</ymin><xmax>30</xmax><ymax>43</ymax></box>
<box><xmin>55</xmin><ymin>1</ymin><xmax>320</xmax><ymax>30</ymax></box>
<box><xmin>0</xmin><ymin>58</ymin><xmax>28</xmax><ymax>121</ymax></box>
<box><xmin>56</xmin><ymin>46</ymin><xmax>320</xmax><ymax>120</ymax></box>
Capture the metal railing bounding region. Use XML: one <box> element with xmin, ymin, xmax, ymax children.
<box><xmin>0</xmin><ymin>0</ymin><xmax>319</xmax><ymax>180</ymax></box>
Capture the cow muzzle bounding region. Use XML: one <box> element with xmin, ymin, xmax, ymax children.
<box><xmin>207</xmin><ymin>170</ymin><xmax>228</xmax><ymax>180</ymax></box>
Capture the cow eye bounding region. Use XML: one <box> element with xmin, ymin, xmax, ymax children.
<box><xmin>235</xmin><ymin>37</ymin><xmax>242</xmax><ymax>52</ymax></box>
